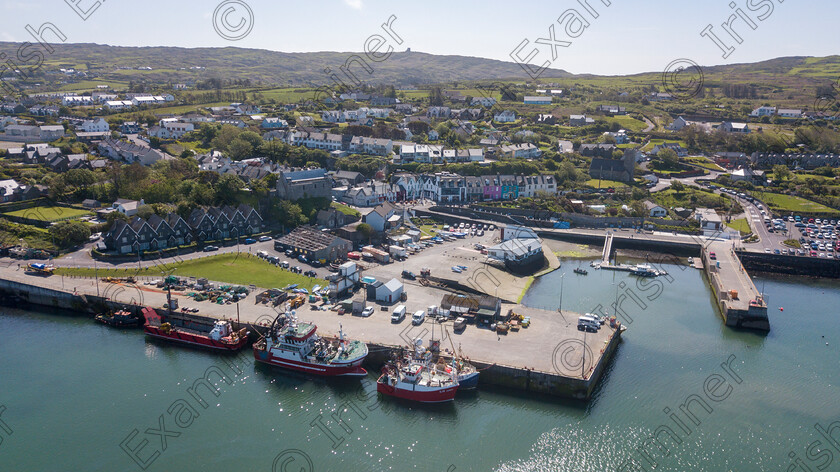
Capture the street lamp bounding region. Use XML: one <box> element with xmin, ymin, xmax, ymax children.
<box><xmin>558</xmin><ymin>272</ymin><xmax>566</xmax><ymax>315</ymax></box>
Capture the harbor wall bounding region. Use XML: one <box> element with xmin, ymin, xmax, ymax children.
<box><xmin>538</xmin><ymin>231</ymin><xmax>701</xmax><ymax>258</ymax></box>
<box><xmin>736</xmin><ymin>250</ymin><xmax>840</xmax><ymax>278</ymax></box>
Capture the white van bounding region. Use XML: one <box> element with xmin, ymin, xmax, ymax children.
<box><xmin>412</xmin><ymin>310</ymin><xmax>426</xmax><ymax>325</ymax></box>
<box><xmin>392</xmin><ymin>305</ymin><xmax>406</xmax><ymax>322</ymax></box>
<box><xmin>578</xmin><ymin>314</ymin><xmax>601</xmax><ymax>327</ymax></box>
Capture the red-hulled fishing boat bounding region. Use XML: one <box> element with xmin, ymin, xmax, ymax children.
<box><xmin>142</xmin><ymin>307</ymin><xmax>249</xmax><ymax>351</ymax></box>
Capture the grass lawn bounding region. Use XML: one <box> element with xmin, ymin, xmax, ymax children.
<box><xmin>331</xmin><ymin>202</ymin><xmax>360</xmax><ymax>218</ymax></box>
<box><xmin>585</xmin><ymin>179</ymin><xmax>628</xmax><ymax>188</ymax></box>
<box><xmin>753</xmin><ymin>191</ymin><xmax>839</xmax><ymax>215</ymax></box>
<box><xmin>726</xmin><ymin>218</ymin><xmax>751</xmax><ymax>234</ymax></box>
<box><xmin>55</xmin><ymin>253</ymin><xmax>327</xmax><ymax>290</ymax></box>
<box><xmin>605</xmin><ymin>115</ymin><xmax>647</xmax><ymax>132</ymax></box>
<box><xmin>4</xmin><ymin>205</ymin><xmax>92</xmax><ymax>222</ymax></box>
<box><xmin>682</xmin><ymin>156</ymin><xmax>725</xmax><ymax>172</ymax></box>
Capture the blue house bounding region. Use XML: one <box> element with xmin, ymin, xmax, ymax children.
<box><xmin>261</xmin><ymin>118</ymin><xmax>289</xmax><ymax>129</ymax></box>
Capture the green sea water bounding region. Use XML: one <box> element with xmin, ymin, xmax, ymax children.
<box><xmin>0</xmin><ymin>260</ymin><xmax>838</xmax><ymax>471</ymax></box>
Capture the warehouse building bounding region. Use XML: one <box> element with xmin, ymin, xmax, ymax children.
<box><xmin>274</xmin><ymin>226</ymin><xmax>352</xmax><ymax>263</ymax></box>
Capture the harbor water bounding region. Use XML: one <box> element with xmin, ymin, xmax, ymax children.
<box><xmin>1</xmin><ymin>259</ymin><xmax>838</xmax><ymax>471</ymax></box>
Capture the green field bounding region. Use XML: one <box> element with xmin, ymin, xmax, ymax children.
<box><xmin>57</xmin><ymin>80</ymin><xmax>129</xmax><ymax>92</ymax></box>
<box><xmin>726</xmin><ymin>218</ymin><xmax>751</xmax><ymax>234</ymax></box>
<box><xmin>605</xmin><ymin>115</ymin><xmax>647</xmax><ymax>132</ymax></box>
<box><xmin>56</xmin><ymin>253</ymin><xmax>327</xmax><ymax>290</ymax></box>
<box><xmin>585</xmin><ymin>179</ymin><xmax>628</xmax><ymax>189</ymax></box>
<box><xmin>682</xmin><ymin>156</ymin><xmax>725</xmax><ymax>172</ymax></box>
<box><xmin>753</xmin><ymin>192</ymin><xmax>839</xmax><ymax>215</ymax></box>
<box><xmin>4</xmin><ymin>205</ymin><xmax>92</xmax><ymax>222</ymax></box>
<box><xmin>331</xmin><ymin>202</ymin><xmax>360</xmax><ymax>218</ymax></box>
<box><xmin>108</xmin><ymin>102</ymin><xmax>232</xmax><ymax>120</ymax></box>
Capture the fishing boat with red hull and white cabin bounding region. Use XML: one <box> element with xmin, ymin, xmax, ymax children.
<box><xmin>253</xmin><ymin>311</ymin><xmax>368</xmax><ymax>377</ymax></box>
<box><xmin>142</xmin><ymin>307</ymin><xmax>249</xmax><ymax>351</ymax></box>
<box><xmin>377</xmin><ymin>360</ymin><xmax>460</xmax><ymax>403</ymax></box>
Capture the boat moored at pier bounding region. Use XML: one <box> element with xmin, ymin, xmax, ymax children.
<box><xmin>377</xmin><ymin>359</ymin><xmax>459</xmax><ymax>403</ymax></box>
<box><xmin>253</xmin><ymin>311</ymin><xmax>368</xmax><ymax>377</ymax></box>
<box><xmin>142</xmin><ymin>307</ymin><xmax>249</xmax><ymax>351</ymax></box>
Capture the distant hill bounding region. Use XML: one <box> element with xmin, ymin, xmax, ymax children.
<box><xmin>0</xmin><ymin>42</ymin><xmax>572</xmax><ymax>86</ymax></box>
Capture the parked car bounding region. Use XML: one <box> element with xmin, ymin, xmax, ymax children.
<box><xmin>361</xmin><ymin>306</ymin><xmax>374</xmax><ymax>317</ymax></box>
<box><xmin>244</xmin><ymin>238</ymin><xmax>257</xmax><ymax>244</ymax></box>
<box><xmin>412</xmin><ymin>310</ymin><xmax>426</xmax><ymax>325</ymax></box>
<box><xmin>203</xmin><ymin>245</ymin><xmax>219</xmax><ymax>252</ymax></box>
<box><xmin>258</xmin><ymin>235</ymin><xmax>272</xmax><ymax>242</ymax></box>
<box><xmin>401</xmin><ymin>270</ymin><xmax>416</xmax><ymax>280</ymax></box>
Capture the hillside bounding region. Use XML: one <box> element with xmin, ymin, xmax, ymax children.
<box><xmin>0</xmin><ymin>42</ymin><xmax>572</xmax><ymax>86</ymax></box>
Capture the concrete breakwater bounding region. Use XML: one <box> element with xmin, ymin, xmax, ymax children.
<box><xmin>0</xmin><ymin>273</ymin><xmax>622</xmax><ymax>401</ymax></box>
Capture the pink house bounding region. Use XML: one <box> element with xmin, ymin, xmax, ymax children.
<box><xmin>482</xmin><ymin>176</ymin><xmax>501</xmax><ymax>201</ymax></box>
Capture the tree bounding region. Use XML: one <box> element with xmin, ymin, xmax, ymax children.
<box><xmin>357</xmin><ymin>223</ymin><xmax>373</xmax><ymax>244</ymax></box>
<box><xmin>658</xmin><ymin>148</ymin><xmax>679</xmax><ymax>168</ymax></box>
<box><xmin>772</xmin><ymin>164</ymin><xmax>792</xmax><ymax>181</ymax></box>
<box><xmin>671</xmin><ymin>180</ymin><xmax>685</xmax><ymax>192</ymax></box>
<box><xmin>227</xmin><ymin>137</ymin><xmax>254</xmax><ymax>160</ymax></box>
<box><xmin>49</xmin><ymin>221</ymin><xmax>90</xmax><ymax>248</ymax></box>
<box><xmin>215</xmin><ymin>174</ymin><xmax>244</xmax><ymax>204</ymax></box>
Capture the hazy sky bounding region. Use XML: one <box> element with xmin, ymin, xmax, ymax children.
<box><xmin>1</xmin><ymin>0</ymin><xmax>837</xmax><ymax>75</ymax></box>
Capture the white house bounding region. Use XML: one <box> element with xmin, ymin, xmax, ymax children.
<box><xmin>720</xmin><ymin>122</ymin><xmax>751</xmax><ymax>134</ymax></box>
<box><xmin>62</xmin><ymin>96</ymin><xmax>93</xmax><ymax>106</ymax></box>
<box><xmin>667</xmin><ymin>116</ymin><xmax>689</xmax><ymax>131</ymax></box>
<box><xmin>494</xmin><ymin>110</ymin><xmax>516</xmax><ymax>123</ymax></box>
<box><xmin>777</xmin><ymin>109</ymin><xmax>802</xmax><ymax>119</ymax></box>
<box><xmin>105</xmin><ymin>100</ymin><xmax>133</xmax><ymax>111</ymax></box>
<box><xmin>750</xmin><ymin>106</ymin><xmax>776</xmax><ymax>117</ymax></box>
<box><xmin>471</xmin><ymin>97</ymin><xmax>496</xmax><ymax>107</ymax></box>
<box><xmin>79</xmin><ymin>118</ymin><xmax>109</xmax><ymax>133</ymax></box>
<box><xmin>558</xmin><ymin>140</ymin><xmax>574</xmax><ymax>153</ymax></box>
<box><xmin>645</xmin><ymin>201</ymin><xmax>668</xmax><ymax>218</ymax></box>
<box><xmin>113</xmin><ymin>198</ymin><xmax>144</xmax><ymax>217</ymax></box>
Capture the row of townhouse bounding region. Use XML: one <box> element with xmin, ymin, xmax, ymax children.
<box><xmin>750</xmin><ymin>152</ymin><xmax>840</xmax><ymax>170</ymax></box>
<box><xmin>1</xmin><ymin>103</ymin><xmax>60</xmax><ymax>116</ymax></box>
<box><xmin>389</xmin><ymin>173</ymin><xmax>557</xmax><ymax>204</ymax></box>
<box><xmin>399</xmin><ymin>144</ymin><xmax>486</xmax><ymax>164</ymax></box>
<box><xmin>321</xmin><ymin>107</ymin><xmax>391</xmax><ymax>123</ymax></box>
<box><xmin>97</xmin><ymin>138</ymin><xmax>165</xmax><ymax>166</ymax></box>
<box><xmin>103</xmin><ymin>204</ymin><xmax>263</xmax><ymax>254</ymax></box>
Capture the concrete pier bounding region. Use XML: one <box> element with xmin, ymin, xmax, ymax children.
<box><xmin>702</xmin><ymin>242</ymin><xmax>770</xmax><ymax>331</ymax></box>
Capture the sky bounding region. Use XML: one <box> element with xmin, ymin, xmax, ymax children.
<box><xmin>1</xmin><ymin>0</ymin><xmax>838</xmax><ymax>76</ymax></box>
